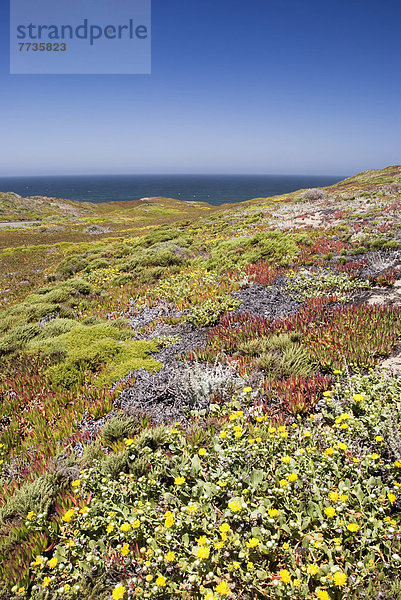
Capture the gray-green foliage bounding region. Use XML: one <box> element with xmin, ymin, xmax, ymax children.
<box><xmin>285</xmin><ymin>267</ymin><xmax>369</xmax><ymax>301</ymax></box>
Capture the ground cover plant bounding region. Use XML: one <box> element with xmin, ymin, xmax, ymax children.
<box><xmin>0</xmin><ymin>166</ymin><xmax>401</xmax><ymax>599</ymax></box>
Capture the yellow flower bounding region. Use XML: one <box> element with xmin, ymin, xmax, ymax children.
<box><xmin>145</xmin><ymin>574</ymin><xmax>153</xmax><ymax>582</ymax></box>
<box><xmin>288</xmin><ymin>473</ymin><xmax>298</xmax><ymax>482</ymax></box>
<box><xmin>43</xmin><ymin>577</ymin><xmax>50</xmax><ymax>588</ymax></box>
<box><xmin>388</xmin><ymin>493</ymin><xmax>396</xmax><ymax>504</ymax></box>
<box><xmin>217</xmin><ymin>480</ymin><xmax>228</xmax><ymax>487</ymax></box>
<box><xmin>71</xmin><ymin>479</ymin><xmax>81</xmax><ymax>488</ymax></box>
<box><xmin>282</xmin><ymin>542</ymin><xmax>290</xmax><ymax>550</ymax></box>
<box><xmin>293</xmin><ymin>579</ymin><xmax>301</xmax><ymax>587</ymax></box>
<box><xmin>394</xmin><ymin>460</ymin><xmax>401</xmax><ymax>468</ymax></box>
<box><xmin>165</xmin><ymin>551</ymin><xmax>175</xmax><ymax>561</ymax></box>
<box><xmin>112</xmin><ymin>584</ymin><xmax>126</xmax><ymax>599</ymax></box>
<box><xmin>248</xmin><ymin>438</ymin><xmax>255</xmax><ymax>444</ymax></box>
<box><xmin>79</xmin><ymin>506</ymin><xmax>88</xmax><ymax>515</ymax></box>
<box><xmin>106</xmin><ymin>523</ymin><xmax>114</xmax><ymax>533</ymax></box>
<box><xmin>214</xmin><ymin>541</ymin><xmax>224</xmax><ymax>549</ymax></box>
<box><xmin>205</xmin><ymin>594</ymin><xmax>216</xmax><ymax>600</ymax></box>
<box><xmin>187</xmin><ymin>504</ymin><xmax>198</xmax><ymax>513</ymax></box>
<box><xmin>324</xmin><ymin>447</ymin><xmax>334</xmax><ymax>456</ymax></box>
<box><xmin>215</xmin><ymin>581</ymin><xmax>230</xmax><ymax>595</ymax></box>
<box><xmin>197</xmin><ymin>535</ymin><xmax>208</xmax><ymax>545</ymax></box>
<box><xmin>219</xmin><ymin>431</ymin><xmax>227</xmax><ymax>439</ymax></box>
<box><xmin>228</xmin><ymin>500</ymin><xmax>242</xmax><ymax>512</ymax></box>
<box><xmin>48</xmin><ymin>557</ymin><xmax>58</xmax><ymax>568</ymax></box>
<box><xmin>281</xmin><ymin>455</ymin><xmax>291</xmax><ymax>463</ymax></box>
<box><xmin>329</xmin><ymin>491</ymin><xmax>339</xmax><ymax>502</ymax></box>
<box><xmin>246</xmin><ymin>537</ymin><xmax>260</xmax><ymax>548</ymax></box>
<box><xmin>280</xmin><ymin>569</ymin><xmax>292</xmax><ymax>584</ymax></box>
<box><xmin>375</xmin><ymin>436</ymin><xmax>384</xmax><ymax>442</ymax></box>
<box><xmin>347</xmin><ymin>523</ymin><xmax>360</xmax><ymax>532</ymax></box>
<box><xmin>333</xmin><ymin>571</ymin><xmax>347</xmax><ymax>587</ymax></box>
<box><xmin>324</xmin><ymin>506</ymin><xmax>336</xmax><ymax>518</ymax></box>
<box><xmin>62</xmin><ymin>509</ymin><xmax>75</xmax><ymax>523</ymax></box>
<box><xmin>280</xmin><ymin>479</ymin><xmax>289</xmax><ymax>487</ymax></box>
<box><xmin>198</xmin><ymin>448</ymin><xmax>207</xmax><ymax>456</ymax></box>
<box><xmin>196</xmin><ymin>546</ymin><xmax>210</xmax><ymax>559</ymax></box>
<box><xmin>280</xmin><ymin>430</ymin><xmax>289</xmax><ymax>438</ymax></box>
<box><xmin>268</xmin><ymin>426</ymin><xmax>277</xmax><ymax>434</ymax></box>
<box><xmin>304</xmin><ymin>431</ymin><xmax>312</xmax><ymax>437</ymax></box>
<box><xmin>243</xmin><ymin>386</ymin><xmax>252</xmax><ymax>393</ymax></box>
<box><xmin>165</xmin><ymin>511</ymin><xmax>174</xmax><ymax>528</ymax></box>
<box><xmin>339</xmin><ymin>494</ymin><xmax>348</xmax><ymax>502</ymax></box>
<box><xmin>125</xmin><ymin>438</ymin><xmax>135</xmax><ymax>446</ymax></box>
<box><xmin>219</xmin><ymin>522</ymin><xmax>231</xmax><ymax>533</ymax></box>
<box><xmin>120</xmin><ymin>522</ymin><xmax>130</xmax><ymax>532</ymax></box>
<box><xmin>234</xmin><ymin>431</ymin><xmax>242</xmax><ymax>438</ymax></box>
<box><xmin>352</xmin><ymin>394</ymin><xmax>364</xmax><ymax>402</ymax></box>
<box><xmin>156</xmin><ymin>575</ymin><xmax>166</xmax><ymax>587</ymax></box>
<box><xmin>132</xmin><ymin>519</ymin><xmax>140</xmax><ymax>528</ymax></box>
<box><xmin>307</xmin><ymin>564</ymin><xmax>319</xmax><ymax>575</ymax></box>
<box><xmin>27</xmin><ymin>511</ymin><xmax>35</xmax><ymax>520</ymax></box>
<box><xmin>247</xmin><ymin>561</ymin><xmax>254</xmax><ymax>570</ymax></box>
<box><xmin>370</xmin><ymin>453</ymin><xmax>381</xmax><ymax>460</ymax></box>
<box><xmin>229</xmin><ymin>414</ymin><xmax>237</xmax><ymax>421</ymax></box>
<box><xmin>32</xmin><ymin>555</ymin><xmax>44</xmax><ymax>566</ymax></box>
<box><xmin>316</xmin><ymin>590</ymin><xmax>330</xmax><ymax>600</ymax></box>
<box><xmin>63</xmin><ymin>584</ymin><xmax>71</xmax><ymax>592</ymax></box>
<box><xmin>323</xmin><ymin>391</ymin><xmax>331</xmax><ymax>397</ymax></box>
<box><xmin>174</xmin><ymin>476</ymin><xmax>186</xmax><ymax>486</ymax></box>
<box><xmin>120</xmin><ymin>543</ymin><xmax>130</xmax><ymax>556</ymax></box>
<box><xmin>268</xmin><ymin>508</ymin><xmax>278</xmax><ymax>517</ymax></box>
<box><xmin>256</xmin><ymin>416</ymin><xmax>264</xmax><ymax>422</ymax></box>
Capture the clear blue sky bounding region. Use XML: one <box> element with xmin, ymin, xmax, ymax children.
<box><xmin>0</xmin><ymin>0</ymin><xmax>400</xmax><ymax>175</ymax></box>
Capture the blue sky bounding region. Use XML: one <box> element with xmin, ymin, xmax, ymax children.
<box><xmin>0</xmin><ymin>0</ymin><xmax>400</xmax><ymax>175</ymax></box>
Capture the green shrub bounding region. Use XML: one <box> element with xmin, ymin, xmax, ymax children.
<box><xmin>188</xmin><ymin>295</ymin><xmax>240</xmax><ymax>327</ymax></box>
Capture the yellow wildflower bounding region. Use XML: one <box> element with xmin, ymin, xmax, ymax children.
<box><xmin>287</xmin><ymin>473</ymin><xmax>298</xmax><ymax>482</ymax></box>
<box><xmin>246</xmin><ymin>537</ymin><xmax>260</xmax><ymax>548</ymax></box>
<box><xmin>165</xmin><ymin>511</ymin><xmax>174</xmax><ymax>528</ymax></box>
<box><xmin>347</xmin><ymin>523</ymin><xmax>360</xmax><ymax>532</ymax></box>
<box><xmin>268</xmin><ymin>508</ymin><xmax>278</xmax><ymax>517</ymax></box>
<box><xmin>228</xmin><ymin>500</ymin><xmax>242</xmax><ymax>512</ymax></box>
<box><xmin>280</xmin><ymin>569</ymin><xmax>292</xmax><ymax>584</ymax></box>
<box><xmin>324</xmin><ymin>506</ymin><xmax>336</xmax><ymax>518</ymax></box>
<box><xmin>388</xmin><ymin>493</ymin><xmax>396</xmax><ymax>504</ymax></box>
<box><xmin>156</xmin><ymin>575</ymin><xmax>166</xmax><ymax>587</ymax></box>
<box><xmin>120</xmin><ymin>522</ymin><xmax>130</xmax><ymax>532</ymax></box>
<box><xmin>196</xmin><ymin>546</ymin><xmax>210</xmax><ymax>559</ymax></box>
<box><xmin>62</xmin><ymin>509</ymin><xmax>75</xmax><ymax>523</ymax></box>
<box><xmin>307</xmin><ymin>564</ymin><xmax>319</xmax><ymax>575</ymax></box>
<box><xmin>198</xmin><ymin>448</ymin><xmax>207</xmax><ymax>456</ymax></box>
<box><xmin>333</xmin><ymin>571</ymin><xmax>347</xmax><ymax>587</ymax></box>
<box><xmin>165</xmin><ymin>551</ymin><xmax>175</xmax><ymax>561</ymax></box>
<box><xmin>48</xmin><ymin>557</ymin><xmax>58</xmax><ymax>568</ymax></box>
<box><xmin>112</xmin><ymin>584</ymin><xmax>126</xmax><ymax>599</ymax></box>
<box><xmin>174</xmin><ymin>476</ymin><xmax>185</xmax><ymax>486</ymax></box>
<box><xmin>215</xmin><ymin>581</ymin><xmax>230</xmax><ymax>595</ymax></box>
<box><xmin>106</xmin><ymin>523</ymin><xmax>114</xmax><ymax>533</ymax></box>
<box><xmin>316</xmin><ymin>590</ymin><xmax>330</xmax><ymax>600</ymax></box>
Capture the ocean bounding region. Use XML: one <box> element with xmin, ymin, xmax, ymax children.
<box><xmin>0</xmin><ymin>174</ymin><xmax>345</xmax><ymax>206</ymax></box>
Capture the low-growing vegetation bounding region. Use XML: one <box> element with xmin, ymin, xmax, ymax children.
<box><xmin>0</xmin><ymin>166</ymin><xmax>401</xmax><ymax>599</ymax></box>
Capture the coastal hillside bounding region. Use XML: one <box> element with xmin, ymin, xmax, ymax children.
<box><xmin>0</xmin><ymin>166</ymin><xmax>401</xmax><ymax>600</ymax></box>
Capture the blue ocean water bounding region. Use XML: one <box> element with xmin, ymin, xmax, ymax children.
<box><xmin>0</xmin><ymin>174</ymin><xmax>344</xmax><ymax>206</ymax></box>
